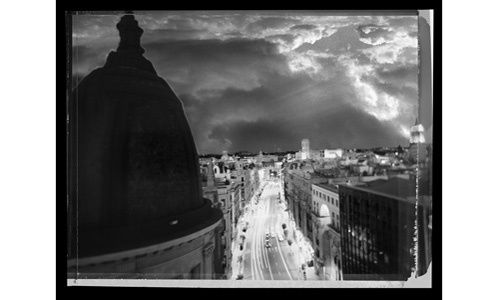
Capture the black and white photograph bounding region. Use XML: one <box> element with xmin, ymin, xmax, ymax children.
<box><xmin>14</xmin><ymin>0</ymin><xmax>500</xmax><ymax>299</ymax></box>
<box><xmin>65</xmin><ymin>9</ymin><xmax>434</xmax><ymax>288</ymax></box>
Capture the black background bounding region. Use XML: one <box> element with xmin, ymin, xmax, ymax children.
<box><xmin>57</xmin><ymin>0</ymin><xmax>441</xmax><ymax>298</ymax></box>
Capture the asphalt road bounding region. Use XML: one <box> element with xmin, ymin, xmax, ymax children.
<box><xmin>240</xmin><ymin>180</ymin><xmax>305</xmax><ymax>280</ymax></box>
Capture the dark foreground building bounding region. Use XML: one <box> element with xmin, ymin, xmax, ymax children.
<box><xmin>338</xmin><ymin>177</ymin><xmax>418</xmax><ymax>281</ymax></box>
<box><xmin>67</xmin><ymin>13</ymin><xmax>224</xmax><ymax>279</ymax></box>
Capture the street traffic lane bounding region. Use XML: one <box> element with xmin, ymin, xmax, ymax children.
<box><xmin>238</xmin><ymin>180</ymin><xmax>302</xmax><ymax>280</ymax></box>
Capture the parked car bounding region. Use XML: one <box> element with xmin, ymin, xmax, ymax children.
<box><xmin>236</xmin><ymin>274</ymin><xmax>244</xmax><ymax>280</ymax></box>
<box><xmin>287</xmin><ymin>240</ymin><xmax>293</xmax><ymax>246</ymax></box>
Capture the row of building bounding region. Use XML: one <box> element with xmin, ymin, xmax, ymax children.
<box><xmin>198</xmin><ymin>154</ymin><xmax>274</xmax><ymax>277</ymax></box>
<box><xmin>283</xmin><ymin>133</ymin><xmax>432</xmax><ymax>280</ymax></box>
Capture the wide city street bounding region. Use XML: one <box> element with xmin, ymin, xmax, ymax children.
<box><xmin>232</xmin><ymin>177</ymin><xmax>318</xmax><ymax>280</ymax></box>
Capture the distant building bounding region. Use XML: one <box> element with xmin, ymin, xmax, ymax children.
<box><xmin>301</xmin><ymin>139</ymin><xmax>310</xmax><ymax>160</ymax></box>
<box><xmin>202</xmin><ymin>161</ymin><xmax>218</xmax><ymax>205</ymax></box>
<box><xmin>260</xmin><ymin>154</ymin><xmax>278</xmax><ymax>167</ymax></box>
<box><xmin>310</xmin><ymin>150</ymin><xmax>322</xmax><ymax>160</ymax></box>
<box><xmin>295</xmin><ymin>151</ymin><xmax>303</xmax><ymax>160</ymax></box>
<box><xmin>351</xmin><ymin>158</ymin><xmax>374</xmax><ymax>176</ymax></box>
<box><xmin>322</xmin><ymin>149</ymin><xmax>343</xmax><ymax>159</ymax></box>
<box><xmin>214</xmin><ymin>161</ymin><xmax>231</xmax><ymax>180</ymax></box>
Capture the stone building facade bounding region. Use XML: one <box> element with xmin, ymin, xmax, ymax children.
<box><xmin>283</xmin><ymin>167</ymin><xmax>328</xmax><ymax>243</ymax></box>
<box><xmin>311</xmin><ymin>184</ymin><xmax>342</xmax><ymax>280</ymax></box>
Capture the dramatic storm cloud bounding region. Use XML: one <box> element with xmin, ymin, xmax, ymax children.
<box><xmin>72</xmin><ymin>11</ymin><xmax>420</xmax><ymax>154</ymax></box>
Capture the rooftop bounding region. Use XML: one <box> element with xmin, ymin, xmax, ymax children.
<box><xmin>315</xmin><ymin>183</ymin><xmax>339</xmax><ymax>194</ymax></box>
<box><xmin>340</xmin><ymin>176</ymin><xmax>415</xmax><ymax>201</ymax></box>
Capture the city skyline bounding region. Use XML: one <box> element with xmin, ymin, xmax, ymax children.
<box><xmin>73</xmin><ymin>11</ymin><xmax>420</xmax><ymax>154</ymax></box>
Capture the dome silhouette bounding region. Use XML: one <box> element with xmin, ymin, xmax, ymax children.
<box><xmin>68</xmin><ymin>14</ymin><xmax>222</xmax><ymax>259</ymax></box>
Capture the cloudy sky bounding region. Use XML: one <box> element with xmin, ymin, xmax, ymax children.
<box><xmin>72</xmin><ymin>11</ymin><xmax>420</xmax><ymax>154</ymax></box>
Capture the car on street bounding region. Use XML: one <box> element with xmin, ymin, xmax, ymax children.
<box><xmin>265</xmin><ymin>241</ymin><xmax>271</xmax><ymax>248</ymax></box>
<box><xmin>236</xmin><ymin>274</ymin><xmax>244</xmax><ymax>280</ymax></box>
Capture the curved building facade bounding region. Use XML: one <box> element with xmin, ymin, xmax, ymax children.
<box><xmin>67</xmin><ymin>14</ymin><xmax>224</xmax><ymax>279</ymax></box>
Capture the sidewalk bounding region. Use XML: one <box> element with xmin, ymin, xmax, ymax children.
<box><xmin>279</xmin><ymin>201</ymin><xmax>321</xmax><ymax>281</ymax></box>
<box><xmin>229</xmin><ymin>226</ymin><xmax>244</xmax><ymax>279</ymax></box>
<box><xmin>230</xmin><ymin>187</ymin><xmax>261</xmax><ymax>280</ymax></box>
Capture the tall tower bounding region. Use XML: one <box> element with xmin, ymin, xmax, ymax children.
<box><xmin>301</xmin><ymin>138</ymin><xmax>310</xmax><ymax>160</ymax></box>
<box><xmin>408</xmin><ymin>119</ymin><xmax>427</xmax><ymax>164</ymax></box>
<box><xmin>221</xmin><ymin>150</ymin><xmax>229</xmax><ymax>161</ymax></box>
<box><xmin>410</xmin><ymin>119</ymin><xmax>426</xmax><ymax>144</ymax></box>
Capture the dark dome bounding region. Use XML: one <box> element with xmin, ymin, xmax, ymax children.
<box><xmin>68</xmin><ymin>14</ymin><xmax>222</xmax><ymax>258</ymax></box>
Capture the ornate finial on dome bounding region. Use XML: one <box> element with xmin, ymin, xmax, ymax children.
<box><xmin>116</xmin><ymin>12</ymin><xmax>145</xmax><ymax>55</ymax></box>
